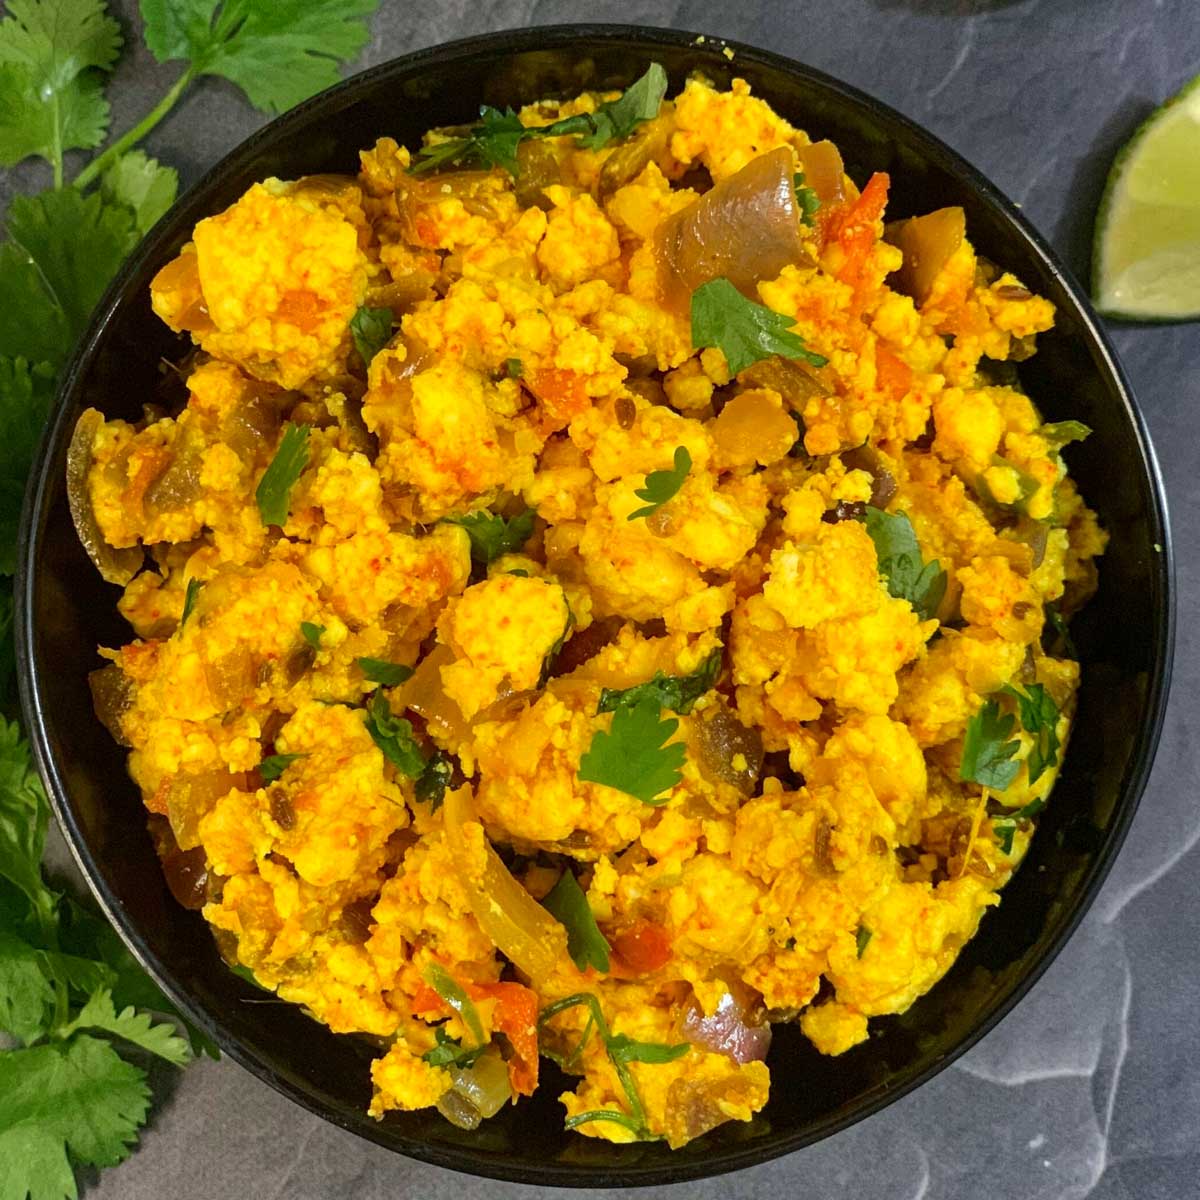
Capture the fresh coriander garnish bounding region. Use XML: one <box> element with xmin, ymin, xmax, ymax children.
<box><xmin>1003</xmin><ymin>682</ymin><xmax>1061</xmax><ymax>785</ymax></box>
<box><xmin>505</xmin><ymin>357</ymin><xmax>524</xmax><ymax>379</ymax></box>
<box><xmin>180</xmin><ymin>577</ymin><xmax>202</xmax><ymax>627</ymax></box>
<box><xmin>991</xmin><ymin>796</ymin><xmax>1047</xmax><ymax>854</ymax></box>
<box><xmin>542</xmin><ymin>870</ymin><xmax>611</xmax><ymax>974</ymax></box>
<box><xmin>539</xmin><ymin>991</ymin><xmax>686</xmax><ymax>1139</ymax></box>
<box><xmin>794</xmin><ymin>172</ymin><xmax>820</xmax><ymax>224</ymax></box>
<box><xmin>421</xmin><ymin>1024</ymin><xmax>486</xmax><ymax>1069</ymax></box>
<box><xmin>628</xmin><ymin>446</ymin><xmax>691</xmax><ymax>521</ymax></box>
<box><xmin>446</xmin><ymin>507</ymin><xmax>535</xmax><ymax>564</ymax></box>
<box><xmin>959</xmin><ymin>698</ymin><xmax>1021</xmax><ymax>791</ymax></box>
<box><xmin>691</xmin><ymin>277</ymin><xmax>828</xmax><ymax>375</ymax></box>
<box><xmin>597</xmin><ymin>647</ymin><xmax>721</xmax><ymax>716</ymax></box>
<box><xmin>574</xmin><ymin>62</ymin><xmax>669</xmax><ymax>151</ymax></box>
<box><xmin>259</xmin><ymin>753</ymin><xmax>305</xmax><ymax>783</ymax></box>
<box><xmin>255</xmin><ymin>422</ymin><xmax>310</xmax><ymax>527</ymax></box>
<box><xmin>424</xmin><ymin>963</ymin><xmax>484</xmax><ymax>1046</ymax></box>
<box><xmin>538</xmin><ymin>606</ymin><xmax>576</xmax><ymax>688</ymax></box>
<box><xmin>349</xmin><ymin>305</ymin><xmax>392</xmax><ymax>367</ymax></box>
<box><xmin>415</xmin><ymin>750</ymin><xmax>453</xmax><ymax>811</ymax></box>
<box><xmin>859</xmin><ymin>506</ymin><xmax>947</xmax><ymax>621</ymax></box>
<box><xmin>855</xmin><ymin>926</ymin><xmax>873</xmax><ymax>958</ymax></box>
<box><xmin>577</xmin><ymin>694</ymin><xmax>686</xmax><ymax>806</ymax></box>
<box><xmin>409</xmin><ymin>64</ymin><xmax>667</xmax><ymax>177</ymax></box>
<box><xmin>365</xmin><ymin>691</ymin><xmax>425</xmax><ymax>778</ymax></box>
<box><xmin>356</xmin><ymin>657</ymin><xmax>413</xmax><ymax>687</ymax></box>
<box><xmin>0</xmin><ymin>716</ymin><xmax>213</xmax><ymax>1196</ymax></box>
<box><xmin>300</xmin><ymin>621</ymin><xmax>324</xmax><ymax>650</ymax></box>
<box><xmin>1040</xmin><ymin>420</ymin><xmax>1092</xmax><ymax>452</ymax></box>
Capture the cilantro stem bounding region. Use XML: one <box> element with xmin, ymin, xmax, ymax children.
<box><xmin>73</xmin><ymin>67</ymin><xmax>197</xmax><ymax>191</ymax></box>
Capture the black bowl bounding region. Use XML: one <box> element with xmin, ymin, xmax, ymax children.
<box><xmin>16</xmin><ymin>23</ymin><xmax>1174</xmax><ymax>1188</ymax></box>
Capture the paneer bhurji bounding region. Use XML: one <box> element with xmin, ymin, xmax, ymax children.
<box><xmin>69</xmin><ymin>65</ymin><xmax>1104</xmax><ymax>1147</ymax></box>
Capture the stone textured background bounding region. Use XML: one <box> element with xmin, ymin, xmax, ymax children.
<box><xmin>8</xmin><ymin>1</ymin><xmax>1198</xmax><ymax>1197</ymax></box>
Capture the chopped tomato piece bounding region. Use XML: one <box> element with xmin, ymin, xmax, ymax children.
<box><xmin>470</xmin><ymin>981</ymin><xmax>540</xmax><ymax>1096</ymax></box>
<box><xmin>527</xmin><ymin>367</ymin><xmax>590</xmax><ymax>436</ymax></box>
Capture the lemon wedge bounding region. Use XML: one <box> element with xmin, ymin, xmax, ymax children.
<box><xmin>1092</xmin><ymin>73</ymin><xmax>1200</xmax><ymax>321</ymax></box>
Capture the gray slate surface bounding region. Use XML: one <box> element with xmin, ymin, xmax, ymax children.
<box><xmin>7</xmin><ymin>1</ymin><xmax>1198</xmax><ymax>1197</ymax></box>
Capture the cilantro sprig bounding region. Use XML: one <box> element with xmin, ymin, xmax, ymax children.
<box><xmin>539</xmin><ymin>991</ymin><xmax>687</xmax><ymax>1139</ymax></box>
<box><xmin>577</xmin><ymin>694</ymin><xmax>686</xmax><ymax>806</ymax></box>
<box><xmin>959</xmin><ymin>698</ymin><xmax>1021</xmax><ymax>791</ymax></box>
<box><xmin>541</xmin><ymin>869</ymin><xmax>611</xmax><ymax>974</ymax></box>
<box><xmin>447</xmin><ymin>507</ymin><xmax>535</xmax><ymax>565</ymax></box>
<box><xmin>421</xmin><ymin>1024</ymin><xmax>485</xmax><ymax>1070</ymax></box>
<box><xmin>258</xmin><ymin>753</ymin><xmax>305</xmax><ymax>782</ymax></box>
<box><xmin>410</xmin><ymin>63</ymin><xmax>667</xmax><ymax>177</ymax></box>
<box><xmin>0</xmin><ymin>717</ymin><xmax>214</xmax><ymax>1196</ymax></box>
<box><xmin>859</xmin><ymin>506</ymin><xmax>947</xmax><ymax>621</ymax></box>
<box><xmin>597</xmin><ymin>647</ymin><xmax>721</xmax><ymax>716</ymax></box>
<box><xmin>1003</xmin><ymin>682</ymin><xmax>1061</xmax><ymax>785</ymax></box>
<box><xmin>356</xmin><ymin>657</ymin><xmax>413</xmax><ymax>687</ymax></box>
<box><xmin>794</xmin><ymin>172</ymin><xmax>820</xmax><ymax>224</ymax></box>
<box><xmin>628</xmin><ymin>446</ymin><xmax>691</xmax><ymax>522</ymax></box>
<box><xmin>691</xmin><ymin>277</ymin><xmax>828</xmax><ymax>375</ymax></box>
<box><xmin>256</xmin><ymin>422</ymin><xmax>311</xmax><ymax>528</ymax></box>
<box><xmin>349</xmin><ymin>304</ymin><xmax>393</xmax><ymax>368</ymax></box>
<box><xmin>991</xmin><ymin>796</ymin><xmax>1047</xmax><ymax>855</ymax></box>
<box><xmin>365</xmin><ymin>691</ymin><xmax>425</xmax><ymax>777</ymax></box>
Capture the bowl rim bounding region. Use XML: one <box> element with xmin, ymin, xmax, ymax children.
<box><xmin>15</xmin><ymin>20</ymin><xmax>1176</xmax><ymax>1188</ymax></box>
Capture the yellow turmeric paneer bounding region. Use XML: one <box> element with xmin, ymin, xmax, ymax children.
<box><xmin>73</xmin><ymin>70</ymin><xmax>1101</xmax><ymax>1152</ymax></box>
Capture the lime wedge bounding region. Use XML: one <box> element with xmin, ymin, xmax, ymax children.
<box><xmin>1092</xmin><ymin>73</ymin><xmax>1200</xmax><ymax>321</ymax></box>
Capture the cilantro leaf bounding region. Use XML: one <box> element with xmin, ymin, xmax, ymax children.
<box><xmin>258</xmin><ymin>753</ymin><xmax>304</xmax><ymax>782</ymax></box>
<box><xmin>542</xmin><ymin>869</ymin><xmax>610</xmax><ymax>974</ymax></box>
<box><xmin>423</xmin><ymin>963</ymin><xmax>484</xmax><ymax>1046</ymax></box>
<box><xmin>349</xmin><ymin>304</ymin><xmax>392</xmax><ymax>368</ymax></box>
<box><xmin>410</xmin><ymin>64</ymin><xmax>666</xmax><ymax>176</ymax></box>
<box><xmin>139</xmin><ymin>0</ymin><xmax>380</xmax><ymax>115</ymax></box>
<box><xmin>597</xmin><ymin>647</ymin><xmax>720</xmax><ymax>717</ymax></box>
<box><xmin>992</xmin><ymin>796</ymin><xmax>1047</xmax><ymax>854</ymax></box>
<box><xmin>577</xmin><ymin>694</ymin><xmax>686</xmax><ymax>806</ymax></box>
<box><xmin>356</xmin><ymin>657</ymin><xmax>413</xmax><ymax>687</ymax></box>
<box><xmin>793</xmin><ymin>171</ymin><xmax>820</xmax><ymax>224</ymax></box>
<box><xmin>504</xmin><ymin>357</ymin><xmax>523</xmax><ymax>379</ymax></box>
<box><xmin>447</xmin><ymin>507</ymin><xmax>535</xmax><ymax>564</ymax></box>
<box><xmin>0</xmin><ymin>357</ymin><xmax>55</xmax><ymax>575</ymax></box>
<box><xmin>860</xmin><ymin>506</ymin><xmax>947</xmax><ymax>621</ymax></box>
<box><xmin>365</xmin><ymin>691</ymin><xmax>425</xmax><ymax>777</ymax></box>
<box><xmin>0</xmin><ymin>0</ymin><xmax>122</xmax><ymax>178</ymax></box>
<box><xmin>421</xmin><ymin>1024</ymin><xmax>485</xmax><ymax>1069</ymax></box>
<box><xmin>0</xmin><ymin>1034</ymin><xmax>150</xmax><ymax>1193</ymax></box>
<box><xmin>299</xmin><ymin>620</ymin><xmax>323</xmax><ymax>650</ymax></box>
<box><xmin>691</xmin><ymin>277</ymin><xmax>828</xmax><ymax>376</ymax></box>
<box><xmin>56</xmin><ymin>988</ymin><xmax>193</xmax><ymax>1067</ymax></box>
<box><xmin>100</xmin><ymin>150</ymin><xmax>178</xmax><ymax>238</ymax></box>
<box><xmin>855</xmin><ymin>925</ymin><xmax>872</xmax><ymax>958</ymax></box>
<box><xmin>0</xmin><ymin>189</ymin><xmax>135</xmax><ymax>366</ymax></box>
<box><xmin>414</xmin><ymin>750</ymin><xmax>452</xmax><ymax>812</ymax></box>
<box><xmin>0</xmin><ymin>715</ymin><xmax>57</xmax><ymax>933</ymax></box>
<box><xmin>411</xmin><ymin>105</ymin><xmax>527</xmax><ymax>176</ymax></box>
<box><xmin>0</xmin><ymin>929</ymin><xmax>55</xmax><ymax>1044</ymax></box>
<box><xmin>628</xmin><ymin>445</ymin><xmax>691</xmax><ymax>522</ymax></box>
<box><xmin>575</xmin><ymin>62</ymin><xmax>668</xmax><ymax>151</ymax></box>
<box><xmin>606</xmin><ymin>1033</ymin><xmax>689</xmax><ymax>1065</ymax></box>
<box><xmin>1040</xmin><ymin>420</ymin><xmax>1091</xmax><ymax>452</ymax></box>
<box><xmin>255</xmin><ymin>421</ymin><xmax>310</xmax><ymax>526</ymax></box>
<box><xmin>1003</xmin><ymin>682</ymin><xmax>1061</xmax><ymax>785</ymax></box>
<box><xmin>959</xmin><ymin>699</ymin><xmax>1021</xmax><ymax>791</ymax></box>
<box><xmin>179</xmin><ymin>577</ymin><xmax>202</xmax><ymax>627</ymax></box>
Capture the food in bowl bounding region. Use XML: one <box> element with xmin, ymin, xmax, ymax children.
<box><xmin>68</xmin><ymin>64</ymin><xmax>1105</xmax><ymax>1147</ymax></box>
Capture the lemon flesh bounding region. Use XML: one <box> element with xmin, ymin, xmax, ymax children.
<box><xmin>1093</xmin><ymin>73</ymin><xmax>1200</xmax><ymax>321</ymax></box>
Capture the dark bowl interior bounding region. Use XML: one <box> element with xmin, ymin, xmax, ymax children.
<box><xmin>16</xmin><ymin>24</ymin><xmax>1174</xmax><ymax>1188</ymax></box>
